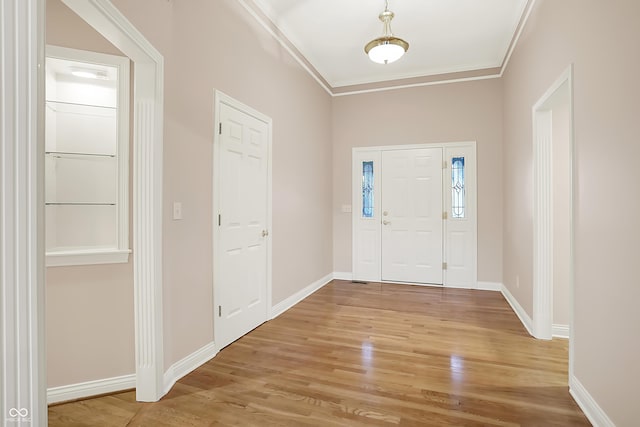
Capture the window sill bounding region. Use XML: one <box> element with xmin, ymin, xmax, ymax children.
<box><xmin>46</xmin><ymin>249</ymin><xmax>131</xmax><ymax>267</ymax></box>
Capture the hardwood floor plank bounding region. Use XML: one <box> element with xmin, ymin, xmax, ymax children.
<box><xmin>49</xmin><ymin>281</ymin><xmax>590</xmax><ymax>426</ymax></box>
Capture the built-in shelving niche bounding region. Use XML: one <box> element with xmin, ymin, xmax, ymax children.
<box><xmin>45</xmin><ymin>45</ymin><xmax>130</xmax><ymax>266</ymax></box>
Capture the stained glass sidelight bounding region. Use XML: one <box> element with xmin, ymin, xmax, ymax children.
<box><xmin>362</xmin><ymin>161</ymin><xmax>374</xmax><ymax>218</ymax></box>
<box><xmin>451</xmin><ymin>157</ymin><xmax>465</xmax><ymax>218</ymax></box>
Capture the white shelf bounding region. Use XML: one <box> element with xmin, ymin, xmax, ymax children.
<box><xmin>46</xmin><ymin>248</ymin><xmax>131</xmax><ymax>267</ymax></box>
<box><xmin>46</xmin><ymin>151</ymin><xmax>115</xmax><ymax>158</ymax></box>
<box><xmin>46</xmin><ymin>99</ymin><xmax>116</xmax><ymax>111</ymax></box>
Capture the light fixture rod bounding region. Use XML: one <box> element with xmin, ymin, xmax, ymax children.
<box><xmin>380</xmin><ymin>9</ymin><xmax>395</xmax><ymax>37</ymax></box>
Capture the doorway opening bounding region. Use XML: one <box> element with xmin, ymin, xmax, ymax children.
<box><xmin>51</xmin><ymin>0</ymin><xmax>165</xmax><ymax>402</ymax></box>
<box><xmin>532</xmin><ymin>65</ymin><xmax>574</xmax><ymax>372</ymax></box>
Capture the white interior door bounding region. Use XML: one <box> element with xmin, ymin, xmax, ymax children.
<box><xmin>216</xmin><ymin>98</ymin><xmax>270</xmax><ymax>350</ymax></box>
<box><xmin>381</xmin><ymin>148</ymin><xmax>443</xmax><ymax>284</ymax></box>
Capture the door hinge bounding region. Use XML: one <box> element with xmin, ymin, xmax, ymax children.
<box><xmin>219</xmin><ymin>123</ymin><xmax>222</xmax><ymax>134</ymax></box>
<box><xmin>218</xmin><ymin>214</ymin><xmax>221</xmax><ymax>226</ymax></box>
<box><xmin>218</xmin><ymin>305</ymin><xmax>222</xmax><ymax>317</ymax></box>
<box><xmin>442</xmin><ymin>211</ymin><xmax>448</xmax><ymax>220</ymax></box>
<box><xmin>443</xmin><ymin>160</ymin><xmax>447</xmax><ymax>169</ymax></box>
<box><xmin>442</xmin><ymin>262</ymin><xmax>448</xmax><ymax>270</ymax></box>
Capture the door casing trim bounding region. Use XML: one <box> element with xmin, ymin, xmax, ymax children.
<box><xmin>531</xmin><ymin>64</ymin><xmax>574</xmax><ymax>376</ymax></box>
<box><xmin>56</xmin><ymin>0</ymin><xmax>166</xmax><ymax>403</ymax></box>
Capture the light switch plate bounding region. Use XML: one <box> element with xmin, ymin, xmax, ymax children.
<box><xmin>173</xmin><ymin>202</ymin><xmax>182</xmax><ymax>220</ymax></box>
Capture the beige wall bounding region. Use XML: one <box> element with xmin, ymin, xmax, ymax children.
<box><xmin>332</xmin><ymin>79</ymin><xmax>504</xmax><ymax>283</ymax></box>
<box><xmin>109</xmin><ymin>0</ymin><xmax>333</xmax><ymax>368</ymax></box>
<box><xmin>47</xmin><ymin>0</ymin><xmax>123</xmax><ymax>57</ymax></box>
<box><xmin>503</xmin><ymin>0</ymin><xmax>640</xmax><ymax>424</ymax></box>
<box><xmin>46</xmin><ymin>265</ymin><xmax>134</xmax><ymax>386</ymax></box>
<box><xmin>45</xmin><ymin>0</ymin><xmax>135</xmax><ymax>388</ymax></box>
<box><xmin>47</xmin><ymin>0</ymin><xmax>332</xmax><ymax>384</ymax></box>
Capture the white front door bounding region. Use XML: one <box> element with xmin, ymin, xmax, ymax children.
<box><xmin>381</xmin><ymin>148</ymin><xmax>443</xmax><ymax>284</ymax></box>
<box><xmin>215</xmin><ymin>97</ymin><xmax>270</xmax><ymax>350</ymax></box>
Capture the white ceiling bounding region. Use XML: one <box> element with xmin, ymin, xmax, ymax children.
<box><xmin>251</xmin><ymin>0</ymin><xmax>529</xmax><ymax>89</ymax></box>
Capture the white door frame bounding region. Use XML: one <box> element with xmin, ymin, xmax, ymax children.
<box><xmin>1</xmin><ymin>1</ymin><xmax>47</xmax><ymax>423</ymax></box>
<box><xmin>352</xmin><ymin>141</ymin><xmax>477</xmax><ymax>288</ymax></box>
<box><xmin>1</xmin><ymin>2</ymin><xmax>165</xmax><ymax>422</ymax></box>
<box><xmin>212</xmin><ymin>90</ymin><xmax>273</xmax><ymax>348</ymax></box>
<box><xmin>531</xmin><ymin>64</ymin><xmax>574</xmax><ymax>373</ymax></box>
<box><xmin>61</xmin><ymin>0</ymin><xmax>166</xmax><ymax>402</ymax></box>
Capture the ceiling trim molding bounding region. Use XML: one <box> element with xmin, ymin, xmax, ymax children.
<box><xmin>500</xmin><ymin>0</ymin><xmax>537</xmax><ymax>76</ymax></box>
<box><xmin>333</xmin><ymin>72</ymin><xmax>502</xmax><ymax>97</ymax></box>
<box><xmin>238</xmin><ymin>0</ymin><xmax>333</xmax><ymax>96</ymax></box>
<box><xmin>333</xmin><ymin>67</ymin><xmax>502</xmax><ymax>96</ymax></box>
<box><xmin>331</xmin><ymin>62</ymin><xmax>503</xmax><ymax>89</ymax></box>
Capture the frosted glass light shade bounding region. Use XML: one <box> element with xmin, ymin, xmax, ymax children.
<box><xmin>366</xmin><ymin>39</ymin><xmax>407</xmax><ymax>64</ymax></box>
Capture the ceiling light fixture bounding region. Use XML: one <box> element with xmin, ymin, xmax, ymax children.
<box><xmin>70</xmin><ymin>68</ymin><xmax>108</xmax><ymax>80</ymax></box>
<box><xmin>364</xmin><ymin>0</ymin><xmax>409</xmax><ymax>65</ymax></box>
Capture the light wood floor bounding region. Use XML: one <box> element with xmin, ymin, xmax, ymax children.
<box><xmin>49</xmin><ymin>280</ymin><xmax>590</xmax><ymax>426</ymax></box>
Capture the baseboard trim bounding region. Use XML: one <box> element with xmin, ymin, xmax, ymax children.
<box><xmin>48</xmin><ymin>342</ymin><xmax>220</xmax><ymax>404</ymax></box>
<box><xmin>270</xmin><ymin>273</ymin><xmax>333</xmax><ymax>319</ymax></box>
<box><xmin>47</xmin><ymin>374</ymin><xmax>136</xmax><ymax>404</ymax></box>
<box><xmin>333</xmin><ymin>271</ymin><xmax>353</xmax><ymax>281</ymax></box>
<box><xmin>500</xmin><ymin>284</ymin><xmax>534</xmax><ymax>336</ymax></box>
<box><xmin>552</xmin><ymin>323</ymin><xmax>570</xmax><ymax>338</ymax></box>
<box><xmin>570</xmin><ymin>375</ymin><xmax>615</xmax><ymax>427</ymax></box>
<box><xmin>163</xmin><ymin>341</ymin><xmax>218</xmax><ymax>395</ymax></box>
<box><xmin>477</xmin><ymin>281</ymin><xmax>502</xmax><ymax>291</ymax></box>
<box><xmin>443</xmin><ymin>282</ymin><xmax>475</xmax><ymax>289</ymax></box>
<box><xmin>336</xmin><ymin>276</ymin><xmax>501</xmax><ymax>291</ymax></box>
